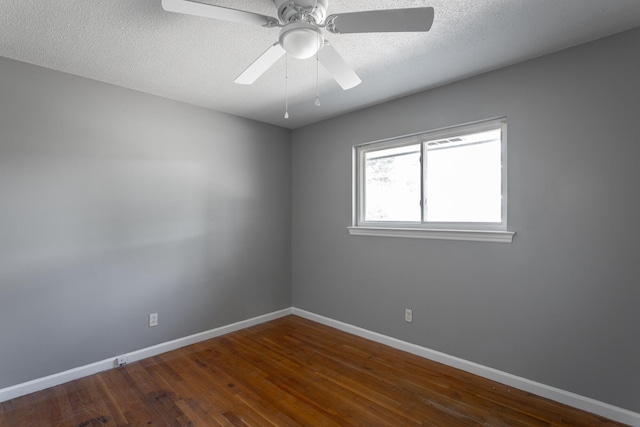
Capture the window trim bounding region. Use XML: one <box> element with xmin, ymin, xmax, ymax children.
<box><xmin>350</xmin><ymin>117</ymin><xmax>515</xmax><ymax>243</ymax></box>
<box><xmin>346</xmin><ymin>226</ymin><xmax>515</xmax><ymax>243</ymax></box>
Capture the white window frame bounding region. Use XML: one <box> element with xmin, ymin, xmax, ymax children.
<box><xmin>349</xmin><ymin>117</ymin><xmax>515</xmax><ymax>243</ymax></box>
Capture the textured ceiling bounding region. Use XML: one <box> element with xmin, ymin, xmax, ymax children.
<box><xmin>1</xmin><ymin>0</ymin><xmax>640</xmax><ymax>129</ymax></box>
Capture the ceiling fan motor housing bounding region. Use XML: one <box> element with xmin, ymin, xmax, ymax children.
<box><xmin>274</xmin><ymin>0</ymin><xmax>328</xmax><ymax>25</ymax></box>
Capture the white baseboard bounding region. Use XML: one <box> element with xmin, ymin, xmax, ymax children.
<box><xmin>0</xmin><ymin>308</ymin><xmax>292</xmax><ymax>403</ymax></box>
<box><xmin>292</xmin><ymin>308</ymin><xmax>640</xmax><ymax>427</ymax></box>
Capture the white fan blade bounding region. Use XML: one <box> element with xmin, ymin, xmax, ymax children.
<box><xmin>326</xmin><ymin>7</ymin><xmax>434</xmax><ymax>34</ymax></box>
<box><xmin>234</xmin><ymin>43</ymin><xmax>286</xmax><ymax>85</ymax></box>
<box><xmin>162</xmin><ymin>0</ymin><xmax>278</xmax><ymax>27</ymax></box>
<box><xmin>318</xmin><ymin>42</ymin><xmax>361</xmax><ymax>90</ymax></box>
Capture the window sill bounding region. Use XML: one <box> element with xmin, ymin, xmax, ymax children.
<box><xmin>347</xmin><ymin>227</ymin><xmax>515</xmax><ymax>243</ymax></box>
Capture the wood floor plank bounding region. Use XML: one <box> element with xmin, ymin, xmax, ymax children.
<box><xmin>226</xmin><ymin>330</ymin><xmax>441</xmax><ymax>426</ymax></box>
<box><xmin>101</xmin><ymin>364</ymin><xmax>162</xmax><ymax>425</ymax></box>
<box><xmin>243</xmin><ymin>321</ymin><xmax>530</xmax><ymax>426</ymax></box>
<box><xmin>0</xmin><ymin>315</ymin><xmax>631</xmax><ymax>426</ymax></box>
<box><xmin>187</xmin><ymin>339</ymin><xmax>343</xmax><ymax>426</ymax></box>
<box><xmin>154</xmin><ymin>349</ymin><xmax>277</xmax><ymax>427</ymax></box>
<box><xmin>237</xmin><ymin>328</ymin><xmax>453</xmax><ymax>425</ymax></box>
<box><xmin>120</xmin><ymin>362</ymin><xmax>186</xmax><ymax>426</ymax></box>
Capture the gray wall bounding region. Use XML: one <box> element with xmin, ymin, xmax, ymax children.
<box><xmin>0</xmin><ymin>57</ymin><xmax>292</xmax><ymax>388</ymax></box>
<box><xmin>292</xmin><ymin>27</ymin><xmax>640</xmax><ymax>412</ymax></box>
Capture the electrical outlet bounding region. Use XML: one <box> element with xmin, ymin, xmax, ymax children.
<box><xmin>149</xmin><ymin>312</ymin><xmax>158</xmax><ymax>327</ymax></box>
<box><xmin>405</xmin><ymin>309</ymin><xmax>413</xmax><ymax>323</ymax></box>
<box><xmin>116</xmin><ymin>354</ymin><xmax>128</xmax><ymax>367</ymax></box>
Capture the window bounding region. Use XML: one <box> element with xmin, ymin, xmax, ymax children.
<box><xmin>350</xmin><ymin>118</ymin><xmax>514</xmax><ymax>242</ymax></box>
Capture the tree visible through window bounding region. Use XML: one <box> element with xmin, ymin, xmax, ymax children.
<box><xmin>365</xmin><ymin>144</ymin><xmax>421</xmax><ymax>222</ymax></box>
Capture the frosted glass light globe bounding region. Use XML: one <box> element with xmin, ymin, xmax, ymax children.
<box><xmin>279</xmin><ymin>23</ymin><xmax>324</xmax><ymax>59</ymax></box>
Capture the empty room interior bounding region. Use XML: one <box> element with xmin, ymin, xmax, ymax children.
<box><xmin>1</xmin><ymin>0</ymin><xmax>640</xmax><ymax>426</ymax></box>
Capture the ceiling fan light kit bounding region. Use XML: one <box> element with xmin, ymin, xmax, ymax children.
<box><xmin>161</xmin><ymin>0</ymin><xmax>434</xmax><ymax>110</ymax></box>
<box><xmin>279</xmin><ymin>22</ymin><xmax>324</xmax><ymax>59</ymax></box>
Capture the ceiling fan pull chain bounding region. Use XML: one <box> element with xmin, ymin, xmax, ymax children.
<box><xmin>315</xmin><ymin>32</ymin><xmax>321</xmax><ymax>107</ymax></box>
<box><xmin>285</xmin><ymin>53</ymin><xmax>290</xmax><ymax>119</ymax></box>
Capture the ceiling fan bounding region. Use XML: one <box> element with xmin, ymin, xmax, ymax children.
<box><xmin>161</xmin><ymin>0</ymin><xmax>434</xmax><ymax>90</ymax></box>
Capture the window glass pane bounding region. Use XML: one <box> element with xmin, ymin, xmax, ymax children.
<box><xmin>425</xmin><ymin>129</ymin><xmax>501</xmax><ymax>223</ymax></box>
<box><xmin>364</xmin><ymin>144</ymin><xmax>421</xmax><ymax>222</ymax></box>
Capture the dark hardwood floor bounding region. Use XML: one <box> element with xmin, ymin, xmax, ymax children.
<box><xmin>0</xmin><ymin>315</ymin><xmax>628</xmax><ymax>426</ymax></box>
